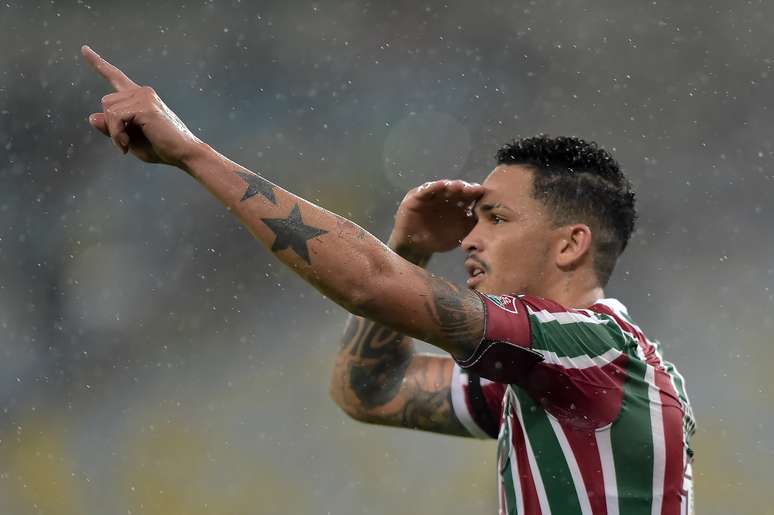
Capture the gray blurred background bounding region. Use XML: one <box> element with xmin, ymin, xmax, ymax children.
<box><xmin>0</xmin><ymin>1</ymin><xmax>772</xmax><ymax>513</ymax></box>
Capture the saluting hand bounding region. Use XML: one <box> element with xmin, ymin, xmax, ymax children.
<box><xmin>81</xmin><ymin>45</ymin><xmax>202</xmax><ymax>168</ymax></box>
<box><xmin>389</xmin><ymin>179</ymin><xmax>485</xmax><ymax>258</ymax></box>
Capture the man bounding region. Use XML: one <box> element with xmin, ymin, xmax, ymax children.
<box><xmin>331</xmin><ymin>137</ymin><xmax>697</xmax><ymax>515</ymax></box>
<box><xmin>81</xmin><ymin>45</ymin><xmax>694</xmax><ymax>514</ymax></box>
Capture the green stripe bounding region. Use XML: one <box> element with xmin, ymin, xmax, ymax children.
<box><xmin>528</xmin><ymin>315</ymin><xmax>631</xmax><ymax>357</ymax></box>
<box><xmin>611</xmin><ymin>357</ymin><xmax>653</xmax><ymax>514</ymax></box>
<box><xmin>663</xmin><ymin>358</ymin><xmax>696</xmax><ymax>459</ymax></box>
<box><xmin>514</xmin><ymin>387</ymin><xmax>582</xmax><ymax>514</ymax></box>
<box><xmin>664</xmin><ymin>359</ymin><xmax>690</xmax><ymax>413</ymax></box>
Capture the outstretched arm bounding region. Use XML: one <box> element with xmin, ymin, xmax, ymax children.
<box><xmin>81</xmin><ymin>46</ymin><xmax>486</xmax><ymax>361</ymax></box>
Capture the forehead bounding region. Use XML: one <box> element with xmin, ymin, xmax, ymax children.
<box><xmin>477</xmin><ymin>164</ymin><xmax>537</xmax><ymax>209</ymax></box>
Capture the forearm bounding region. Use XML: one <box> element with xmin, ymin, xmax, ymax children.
<box><xmin>332</xmin><ymin>315</ymin><xmax>467</xmax><ymax>435</ymax></box>
<box><xmin>180</xmin><ymin>142</ymin><xmax>401</xmax><ymax>314</ymax></box>
<box><xmin>332</xmin><ymin>314</ymin><xmax>415</xmax><ymax>415</ymax></box>
<box><xmin>331</xmin><ymin>244</ymin><xmax>427</xmax><ymax>412</ymax></box>
<box><xmin>180</xmin><ymin>143</ymin><xmax>483</xmax><ymax>359</ymax></box>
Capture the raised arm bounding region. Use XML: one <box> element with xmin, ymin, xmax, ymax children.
<box><xmin>330</xmin><ymin>181</ymin><xmax>484</xmax><ymax>436</ymax></box>
<box><xmin>80</xmin><ymin>46</ymin><xmax>486</xmax><ymax>361</ymax></box>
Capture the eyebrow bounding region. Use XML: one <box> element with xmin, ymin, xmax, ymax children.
<box><xmin>474</xmin><ymin>202</ymin><xmax>514</xmax><ymax>214</ymax></box>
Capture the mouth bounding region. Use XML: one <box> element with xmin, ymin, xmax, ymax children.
<box><xmin>465</xmin><ymin>258</ymin><xmax>488</xmax><ymax>288</ymax></box>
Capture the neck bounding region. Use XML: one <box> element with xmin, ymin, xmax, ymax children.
<box><xmin>536</xmin><ymin>281</ymin><xmax>605</xmax><ymax>310</ymax></box>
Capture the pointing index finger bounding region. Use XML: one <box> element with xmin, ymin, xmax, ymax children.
<box><xmin>81</xmin><ymin>45</ymin><xmax>139</xmax><ymax>91</ymax></box>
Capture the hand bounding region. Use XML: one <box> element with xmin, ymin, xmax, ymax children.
<box><xmin>81</xmin><ymin>45</ymin><xmax>202</xmax><ymax>168</ymax></box>
<box><xmin>389</xmin><ymin>179</ymin><xmax>484</xmax><ymax>258</ymax></box>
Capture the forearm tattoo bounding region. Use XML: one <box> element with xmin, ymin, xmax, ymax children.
<box><xmin>235</xmin><ymin>170</ymin><xmax>277</xmax><ymax>204</ymax></box>
<box><xmin>339</xmin><ymin>315</ymin><xmax>468</xmax><ymax>435</ymax></box>
<box><xmin>343</xmin><ymin>315</ymin><xmax>412</xmax><ymax>409</ymax></box>
<box><xmin>234</xmin><ymin>170</ymin><xmax>328</xmax><ymax>265</ymax></box>
<box><xmin>424</xmin><ymin>276</ymin><xmax>485</xmax><ymax>358</ymax></box>
<box><xmin>260</xmin><ymin>204</ymin><xmax>328</xmax><ymax>265</ymax></box>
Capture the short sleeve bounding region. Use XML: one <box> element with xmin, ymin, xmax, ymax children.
<box><xmin>453</xmin><ymin>291</ymin><xmax>544</xmax><ymax>383</ymax></box>
<box><xmin>450</xmin><ymin>364</ymin><xmax>506</xmax><ymax>439</ymax></box>
<box><xmin>454</xmin><ymin>293</ymin><xmax>634</xmax><ymax>428</ymax></box>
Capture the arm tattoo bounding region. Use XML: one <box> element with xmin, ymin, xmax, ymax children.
<box><xmin>400</xmin><ymin>379</ymin><xmax>456</xmax><ymax>431</ymax></box>
<box><xmin>235</xmin><ymin>170</ymin><xmax>277</xmax><ymax>204</ymax></box>
<box><xmin>339</xmin><ymin>315</ymin><xmax>468</xmax><ymax>435</ymax></box>
<box><xmin>342</xmin><ymin>315</ymin><xmax>412</xmax><ymax>409</ymax></box>
<box><xmin>424</xmin><ymin>276</ymin><xmax>485</xmax><ymax>358</ymax></box>
<box><xmin>233</xmin><ymin>169</ymin><xmax>327</xmax><ymax>264</ymax></box>
<box><xmin>260</xmin><ymin>204</ymin><xmax>328</xmax><ymax>265</ymax></box>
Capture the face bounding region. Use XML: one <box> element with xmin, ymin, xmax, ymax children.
<box><xmin>461</xmin><ymin>164</ymin><xmax>560</xmax><ymax>296</ymax></box>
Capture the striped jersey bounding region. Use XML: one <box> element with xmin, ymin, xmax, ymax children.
<box><xmin>450</xmin><ymin>293</ymin><xmax>695</xmax><ymax>515</ymax></box>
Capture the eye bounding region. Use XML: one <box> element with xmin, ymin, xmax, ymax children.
<box><xmin>490</xmin><ymin>214</ymin><xmax>505</xmax><ymax>225</ymax></box>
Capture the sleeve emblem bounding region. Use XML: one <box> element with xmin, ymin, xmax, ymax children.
<box><xmin>483</xmin><ymin>294</ymin><xmax>519</xmax><ymax>314</ymax></box>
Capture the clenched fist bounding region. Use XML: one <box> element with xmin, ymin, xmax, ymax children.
<box><xmin>82</xmin><ymin>45</ymin><xmax>203</xmax><ymax>168</ymax></box>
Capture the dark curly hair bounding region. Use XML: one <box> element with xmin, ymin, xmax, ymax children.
<box><xmin>495</xmin><ymin>135</ymin><xmax>637</xmax><ymax>287</ymax></box>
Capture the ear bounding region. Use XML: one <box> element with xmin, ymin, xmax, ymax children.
<box><xmin>554</xmin><ymin>224</ymin><xmax>593</xmax><ymax>270</ymax></box>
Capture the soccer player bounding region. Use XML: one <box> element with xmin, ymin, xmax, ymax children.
<box><xmin>82</xmin><ymin>45</ymin><xmax>695</xmax><ymax>515</ymax></box>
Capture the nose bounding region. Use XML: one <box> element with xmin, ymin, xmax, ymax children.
<box><xmin>461</xmin><ymin>221</ymin><xmax>483</xmax><ymax>253</ymax></box>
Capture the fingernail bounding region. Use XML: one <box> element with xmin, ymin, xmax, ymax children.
<box><xmin>119</xmin><ymin>134</ymin><xmax>129</xmax><ymax>148</ymax></box>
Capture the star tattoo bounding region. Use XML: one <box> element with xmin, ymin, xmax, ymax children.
<box><xmin>261</xmin><ymin>204</ymin><xmax>328</xmax><ymax>264</ymax></box>
<box><xmin>235</xmin><ymin>170</ymin><xmax>277</xmax><ymax>204</ymax></box>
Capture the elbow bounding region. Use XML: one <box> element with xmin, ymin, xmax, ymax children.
<box><xmin>329</xmin><ymin>358</ymin><xmax>366</xmax><ymax>422</ymax></box>
<box><xmin>329</xmin><ymin>379</ymin><xmax>369</xmax><ymax>423</ymax></box>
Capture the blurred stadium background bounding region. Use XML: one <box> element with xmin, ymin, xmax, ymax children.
<box><xmin>1</xmin><ymin>1</ymin><xmax>773</xmax><ymax>513</ymax></box>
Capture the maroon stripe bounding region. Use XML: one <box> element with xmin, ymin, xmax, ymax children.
<box><xmin>510</xmin><ymin>402</ymin><xmax>542</xmax><ymax>515</ymax></box>
<box><xmin>520</xmin><ymin>295</ymin><xmax>585</xmax><ymax>314</ymax></box>
<box><xmin>655</xmin><ymin>369</ymin><xmax>686</xmax><ymax>515</ymax></box>
<box><xmin>561</xmin><ymin>425</ymin><xmax>608</xmax><ymax>515</ymax></box>
<box><xmin>523</xmin><ymin>356</ymin><xmax>628</xmax><ymax>430</ymax></box>
<box><xmin>480</xmin><ymin>379</ymin><xmax>507</xmax><ymax>422</ymax></box>
<box><xmin>590</xmin><ymin>303</ymin><xmax>657</xmax><ymax>360</ymax></box>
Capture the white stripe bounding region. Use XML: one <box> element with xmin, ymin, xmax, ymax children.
<box><xmin>595</xmin><ymin>297</ymin><xmax>629</xmax><ymax>315</ymax></box>
<box><xmin>684</xmin><ymin>462</ymin><xmax>694</xmax><ymax>515</ymax></box>
<box><xmin>512</xmin><ymin>390</ymin><xmax>552</xmax><ymax>515</ymax></box>
<box><xmin>529</xmin><ymin>304</ymin><xmax>650</xmax><ymax>363</ymax></box>
<box><xmin>498</xmin><ymin>441</ymin><xmax>509</xmax><ymax>515</ymax></box>
<box><xmin>595</xmin><ymin>427</ymin><xmax>619</xmax><ymax>515</ymax></box>
<box><xmin>546</xmin><ymin>416</ymin><xmax>593</xmax><ymax>515</ymax></box>
<box><xmin>503</xmin><ymin>409</ymin><xmax>525</xmax><ymax>515</ymax></box>
<box><xmin>529</xmin><ymin>305</ymin><xmax>642</xmax><ymax>352</ymax></box>
<box><xmin>450</xmin><ymin>365</ymin><xmax>490</xmax><ymax>439</ymax></box>
<box><xmin>536</xmin><ymin>346</ymin><xmax>622</xmax><ymax>370</ymax></box>
<box><xmin>647</xmin><ymin>365</ymin><xmax>666</xmax><ymax>515</ymax></box>
<box><xmin>527</xmin><ymin>306</ymin><xmax>610</xmax><ymax>326</ymax></box>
